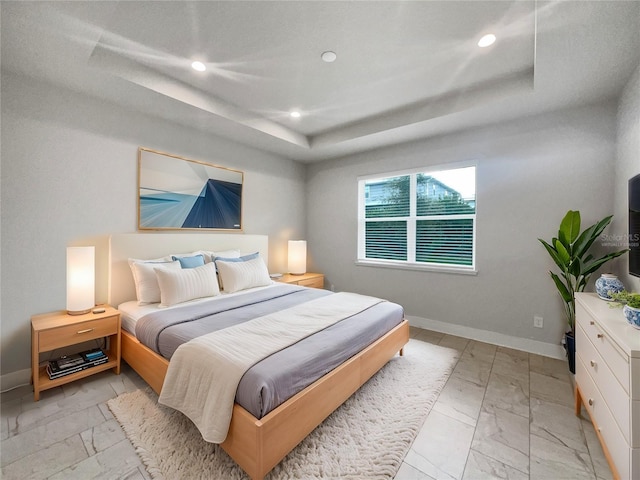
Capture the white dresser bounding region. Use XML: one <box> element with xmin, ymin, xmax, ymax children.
<box><xmin>575</xmin><ymin>292</ymin><xmax>640</xmax><ymax>480</ymax></box>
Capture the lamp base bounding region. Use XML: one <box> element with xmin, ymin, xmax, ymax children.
<box><xmin>67</xmin><ymin>309</ymin><xmax>91</xmax><ymax>316</ymax></box>
<box><xmin>289</xmin><ymin>272</ymin><xmax>306</xmax><ymax>276</ymax></box>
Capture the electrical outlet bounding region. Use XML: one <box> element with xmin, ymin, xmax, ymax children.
<box><xmin>534</xmin><ymin>315</ymin><xmax>544</xmax><ymax>328</ymax></box>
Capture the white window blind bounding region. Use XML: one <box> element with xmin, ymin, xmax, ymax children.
<box><xmin>358</xmin><ymin>166</ymin><xmax>476</xmax><ymax>272</ymax></box>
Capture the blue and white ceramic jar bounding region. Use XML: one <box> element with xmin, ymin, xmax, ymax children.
<box><xmin>595</xmin><ymin>273</ymin><xmax>625</xmax><ymax>301</ymax></box>
<box><xmin>623</xmin><ymin>304</ymin><xmax>640</xmax><ymax>329</ymax></box>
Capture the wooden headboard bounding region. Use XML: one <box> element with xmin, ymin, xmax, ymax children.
<box><xmin>107</xmin><ymin>233</ymin><xmax>269</xmax><ymax>307</ymax></box>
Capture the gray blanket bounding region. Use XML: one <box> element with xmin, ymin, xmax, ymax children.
<box><xmin>136</xmin><ymin>285</ymin><xmax>404</xmax><ymax>418</ymax></box>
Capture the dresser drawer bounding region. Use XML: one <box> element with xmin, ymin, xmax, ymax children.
<box><xmin>38</xmin><ymin>315</ymin><xmax>119</xmax><ymax>351</ymax></box>
<box><xmin>576</xmin><ymin>303</ymin><xmax>630</xmax><ymax>394</ymax></box>
<box><xmin>577</xmin><ymin>322</ymin><xmax>631</xmax><ymax>444</ymax></box>
<box><xmin>577</xmin><ymin>355</ymin><xmax>630</xmax><ymax>480</ymax></box>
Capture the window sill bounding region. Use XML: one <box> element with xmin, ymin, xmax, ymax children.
<box><xmin>355</xmin><ymin>259</ymin><xmax>478</xmax><ymax>276</ymax></box>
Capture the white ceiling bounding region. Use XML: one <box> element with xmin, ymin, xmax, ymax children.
<box><xmin>2</xmin><ymin>1</ymin><xmax>639</xmax><ymax>162</ymax></box>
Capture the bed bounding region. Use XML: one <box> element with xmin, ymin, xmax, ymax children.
<box><xmin>106</xmin><ymin>233</ymin><xmax>409</xmax><ymax>479</ymax></box>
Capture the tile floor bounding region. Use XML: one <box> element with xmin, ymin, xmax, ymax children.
<box><xmin>1</xmin><ymin>327</ymin><xmax>611</xmax><ymax>480</ymax></box>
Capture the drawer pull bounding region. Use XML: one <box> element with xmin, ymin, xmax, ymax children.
<box><xmin>588</xmin><ymin>398</ymin><xmax>594</xmax><ymax>406</ymax></box>
<box><xmin>76</xmin><ymin>328</ymin><xmax>94</xmax><ymax>334</ymax></box>
<box><xmin>596</xmin><ymin>333</ymin><xmax>604</xmax><ymax>339</ymax></box>
<box><xmin>590</xmin><ymin>360</ymin><xmax>596</xmax><ymax>367</ymax></box>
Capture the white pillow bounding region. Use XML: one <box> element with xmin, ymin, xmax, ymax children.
<box><xmin>130</xmin><ymin>260</ymin><xmax>181</xmax><ymax>305</ymax></box>
<box><xmin>215</xmin><ymin>256</ymin><xmax>271</xmax><ymax>293</ymax></box>
<box><xmin>154</xmin><ymin>262</ymin><xmax>220</xmax><ymax>307</ymax></box>
<box><xmin>209</xmin><ymin>249</ymin><xmax>241</xmax><ymax>290</ymax></box>
<box><xmin>210</xmin><ymin>249</ymin><xmax>241</xmax><ymax>261</ymax></box>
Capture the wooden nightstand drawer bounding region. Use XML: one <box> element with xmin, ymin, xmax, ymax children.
<box><xmin>39</xmin><ymin>315</ymin><xmax>119</xmax><ymax>351</ymax></box>
<box><xmin>298</xmin><ymin>277</ymin><xmax>324</xmax><ymax>289</ymax></box>
<box><xmin>277</xmin><ymin>272</ymin><xmax>325</xmax><ymax>289</ymax></box>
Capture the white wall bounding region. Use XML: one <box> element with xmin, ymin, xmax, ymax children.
<box><xmin>0</xmin><ymin>72</ymin><xmax>307</xmax><ymax>381</ymax></box>
<box><xmin>613</xmin><ymin>63</ymin><xmax>640</xmax><ymax>292</ymax></box>
<box><xmin>307</xmin><ymin>102</ymin><xmax>618</xmax><ymax>354</ymax></box>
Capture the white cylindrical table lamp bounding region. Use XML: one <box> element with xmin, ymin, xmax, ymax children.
<box><xmin>66</xmin><ymin>246</ymin><xmax>95</xmax><ymax>315</ymax></box>
<box><xmin>288</xmin><ymin>240</ymin><xmax>307</xmax><ymax>275</ymax></box>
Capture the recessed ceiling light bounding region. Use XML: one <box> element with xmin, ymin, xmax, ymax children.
<box><xmin>290</xmin><ymin>110</ymin><xmax>302</xmax><ymax>119</ymax></box>
<box><xmin>191</xmin><ymin>61</ymin><xmax>206</xmax><ymax>72</ymax></box>
<box><xmin>321</xmin><ymin>51</ymin><xmax>337</xmax><ymax>63</ymax></box>
<box><xmin>477</xmin><ymin>34</ymin><xmax>496</xmax><ymax>48</ymax></box>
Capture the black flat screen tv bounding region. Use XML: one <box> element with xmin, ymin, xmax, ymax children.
<box><xmin>630</xmin><ymin>173</ymin><xmax>640</xmax><ymax>277</ymax></box>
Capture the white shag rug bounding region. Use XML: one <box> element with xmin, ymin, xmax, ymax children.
<box><xmin>107</xmin><ymin>339</ymin><xmax>459</xmax><ymax>480</ymax></box>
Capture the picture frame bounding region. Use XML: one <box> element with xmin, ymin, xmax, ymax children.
<box><xmin>138</xmin><ymin>147</ymin><xmax>243</xmax><ymax>231</ymax></box>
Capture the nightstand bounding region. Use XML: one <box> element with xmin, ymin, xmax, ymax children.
<box><xmin>31</xmin><ymin>305</ymin><xmax>121</xmax><ymax>401</ymax></box>
<box><xmin>277</xmin><ymin>272</ymin><xmax>325</xmax><ymax>289</ymax></box>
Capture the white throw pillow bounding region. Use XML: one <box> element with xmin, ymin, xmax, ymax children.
<box><xmin>154</xmin><ymin>262</ymin><xmax>220</xmax><ymax>307</ymax></box>
<box><xmin>209</xmin><ymin>249</ymin><xmax>241</xmax><ymax>289</ymax></box>
<box><xmin>215</xmin><ymin>256</ymin><xmax>271</xmax><ymax>293</ymax></box>
<box><xmin>210</xmin><ymin>249</ymin><xmax>241</xmax><ymax>261</ymax></box>
<box><xmin>130</xmin><ymin>260</ymin><xmax>181</xmax><ymax>305</ymax></box>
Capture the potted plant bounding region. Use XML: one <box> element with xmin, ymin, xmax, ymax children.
<box><xmin>538</xmin><ymin>210</ymin><xmax>628</xmax><ymax>373</ymax></box>
<box><xmin>609</xmin><ymin>291</ymin><xmax>640</xmax><ymax>329</ymax></box>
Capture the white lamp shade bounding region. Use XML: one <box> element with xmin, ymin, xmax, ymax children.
<box><xmin>67</xmin><ymin>246</ymin><xmax>95</xmax><ymax>315</ymax></box>
<box><xmin>288</xmin><ymin>240</ymin><xmax>307</xmax><ymax>275</ymax></box>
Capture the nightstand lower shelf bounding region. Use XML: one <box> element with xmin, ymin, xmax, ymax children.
<box><xmin>36</xmin><ymin>358</ymin><xmax>120</xmax><ymax>394</ymax></box>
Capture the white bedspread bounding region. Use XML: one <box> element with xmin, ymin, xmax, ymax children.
<box><xmin>158</xmin><ymin>292</ymin><xmax>384</xmax><ymax>443</ymax></box>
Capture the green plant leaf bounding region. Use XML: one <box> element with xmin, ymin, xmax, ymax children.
<box><xmin>552</xmin><ymin>238</ymin><xmax>571</xmax><ymax>265</ymax></box>
<box><xmin>573</xmin><ymin>216</ymin><xmax>613</xmax><ymax>258</ymax></box>
<box><xmin>569</xmin><ymin>260</ymin><xmax>581</xmax><ymax>278</ymax></box>
<box><xmin>582</xmin><ymin>250</ymin><xmax>629</xmax><ymax>276</ymax></box>
<box><xmin>538</xmin><ymin>238</ymin><xmax>566</xmax><ymax>271</ymax></box>
<box><xmin>591</xmin><ymin>215</ymin><xmax>614</xmax><ymax>237</ymax></box>
<box><xmin>577</xmin><ymin>274</ymin><xmax>589</xmax><ymax>292</ymax></box>
<box><xmin>558</xmin><ymin>210</ymin><xmax>580</xmax><ymax>248</ymax></box>
<box><xmin>572</xmin><ymin>224</ymin><xmax>597</xmax><ymax>258</ymax></box>
<box><xmin>550</xmin><ymin>272</ymin><xmax>573</xmax><ymax>303</ymax></box>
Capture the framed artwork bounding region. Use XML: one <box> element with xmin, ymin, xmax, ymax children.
<box><xmin>138</xmin><ymin>147</ymin><xmax>243</xmax><ymax>231</ymax></box>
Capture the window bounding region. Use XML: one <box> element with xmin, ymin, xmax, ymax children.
<box><xmin>357</xmin><ymin>165</ymin><xmax>476</xmax><ymax>273</ymax></box>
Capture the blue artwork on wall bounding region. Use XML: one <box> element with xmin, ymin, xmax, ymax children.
<box><xmin>138</xmin><ymin>147</ymin><xmax>243</xmax><ymax>230</ymax></box>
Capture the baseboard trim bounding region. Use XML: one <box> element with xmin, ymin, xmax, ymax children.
<box><xmin>407</xmin><ymin>315</ymin><xmax>566</xmax><ymax>360</ymax></box>
<box><xmin>1</xmin><ymin>368</ymin><xmax>31</xmax><ymax>393</ymax></box>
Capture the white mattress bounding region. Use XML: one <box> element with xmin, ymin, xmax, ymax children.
<box><xmin>118</xmin><ymin>282</ymin><xmax>280</xmax><ymax>335</ymax></box>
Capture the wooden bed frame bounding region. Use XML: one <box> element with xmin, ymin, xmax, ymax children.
<box><xmin>105</xmin><ymin>233</ymin><xmax>410</xmax><ymax>480</ymax></box>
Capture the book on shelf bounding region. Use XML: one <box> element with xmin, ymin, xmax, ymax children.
<box><xmin>46</xmin><ymin>349</ymin><xmax>109</xmax><ymax>379</ymax></box>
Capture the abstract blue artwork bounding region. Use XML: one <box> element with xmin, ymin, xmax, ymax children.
<box><xmin>138</xmin><ymin>148</ymin><xmax>243</xmax><ymax>230</ymax></box>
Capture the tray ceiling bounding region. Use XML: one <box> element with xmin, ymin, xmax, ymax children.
<box><xmin>2</xmin><ymin>1</ymin><xmax>639</xmax><ymax>162</ymax></box>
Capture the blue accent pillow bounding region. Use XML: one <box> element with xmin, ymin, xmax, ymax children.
<box><xmin>171</xmin><ymin>254</ymin><xmax>205</xmax><ymax>269</ymax></box>
<box><xmin>214</xmin><ymin>252</ymin><xmax>259</xmax><ymax>264</ymax></box>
